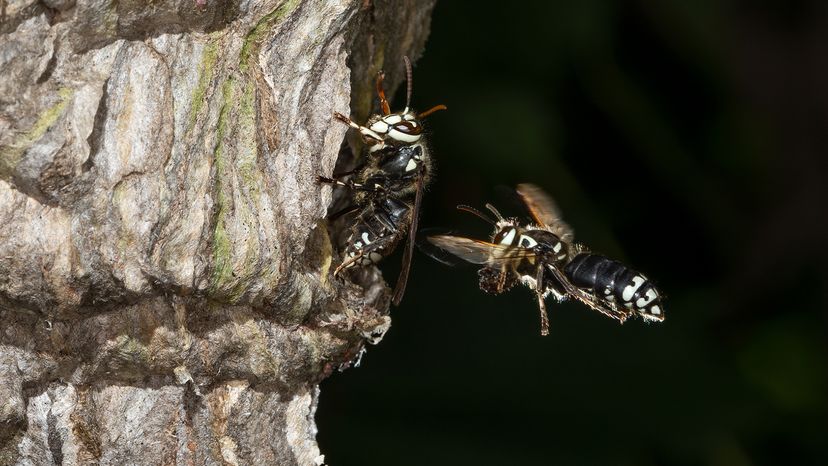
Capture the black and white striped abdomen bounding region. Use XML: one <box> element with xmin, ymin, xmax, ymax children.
<box><xmin>563</xmin><ymin>253</ymin><xmax>664</xmax><ymax>321</ymax></box>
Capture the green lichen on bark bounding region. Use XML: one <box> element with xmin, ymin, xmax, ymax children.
<box><xmin>239</xmin><ymin>0</ymin><xmax>302</xmax><ymax>71</ymax></box>
<box><xmin>209</xmin><ymin>78</ymin><xmax>236</xmax><ymax>298</ymax></box>
<box><xmin>209</xmin><ymin>77</ymin><xmax>267</xmax><ymax>303</ymax></box>
<box><xmin>109</xmin><ymin>335</ymin><xmax>153</xmax><ymax>376</ymax></box>
<box><xmin>189</xmin><ymin>40</ymin><xmax>220</xmax><ymax>131</ymax></box>
<box><xmin>0</xmin><ymin>87</ymin><xmax>73</xmax><ymax>178</ymax></box>
<box><xmin>236</xmin><ymin>83</ymin><xmax>260</xmax><ymax>199</ymax></box>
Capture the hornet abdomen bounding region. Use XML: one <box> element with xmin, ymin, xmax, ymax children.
<box><xmin>563</xmin><ymin>253</ymin><xmax>664</xmax><ymax>321</ymax></box>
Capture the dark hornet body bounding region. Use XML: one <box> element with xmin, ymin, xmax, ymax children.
<box><xmin>483</xmin><ymin>224</ymin><xmax>665</xmax><ymax>324</ymax></box>
<box><xmin>564</xmin><ymin>253</ymin><xmax>664</xmax><ymax>319</ymax></box>
<box><xmin>318</xmin><ymin>57</ymin><xmax>445</xmax><ymax>306</ymax></box>
<box><xmin>427</xmin><ymin>184</ymin><xmax>664</xmax><ymax>335</ymax></box>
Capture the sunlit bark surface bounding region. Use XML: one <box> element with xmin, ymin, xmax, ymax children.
<box><xmin>0</xmin><ymin>0</ymin><xmax>435</xmax><ymax>463</ymax></box>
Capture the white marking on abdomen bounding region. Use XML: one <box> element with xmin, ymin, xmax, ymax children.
<box><xmin>622</xmin><ymin>276</ymin><xmax>645</xmax><ymax>301</ymax></box>
<box><xmin>361</xmin><ymin>232</ymin><xmax>372</xmax><ymax>245</ymax></box>
<box><xmin>636</xmin><ymin>289</ymin><xmax>658</xmax><ymax>308</ymax></box>
<box><xmin>405</xmin><ymin>159</ymin><xmax>417</xmax><ymax>172</ymax></box>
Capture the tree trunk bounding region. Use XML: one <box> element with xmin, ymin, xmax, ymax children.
<box><xmin>0</xmin><ymin>0</ymin><xmax>435</xmax><ymax>464</ymax></box>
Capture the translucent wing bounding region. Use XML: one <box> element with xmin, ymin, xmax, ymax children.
<box><xmin>516</xmin><ymin>183</ymin><xmax>574</xmax><ymax>242</ymax></box>
<box><xmin>426</xmin><ymin>235</ymin><xmax>538</xmax><ymax>267</ymax></box>
<box><xmin>416</xmin><ymin>229</ymin><xmax>477</xmax><ymax>268</ymax></box>
<box><xmin>392</xmin><ymin>175</ymin><xmax>424</xmax><ymax>306</ymax></box>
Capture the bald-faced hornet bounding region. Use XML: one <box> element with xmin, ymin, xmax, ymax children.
<box><xmin>319</xmin><ymin>56</ymin><xmax>446</xmax><ymax>305</ymax></box>
<box><xmin>427</xmin><ymin>184</ymin><xmax>664</xmax><ymax>335</ymax></box>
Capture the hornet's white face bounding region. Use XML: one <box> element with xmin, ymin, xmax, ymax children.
<box><xmin>365</xmin><ymin>111</ymin><xmax>423</xmax><ymax>151</ymax></box>
<box><xmin>493</xmin><ymin>225</ymin><xmax>518</xmax><ymax>246</ymax></box>
<box><xmin>492</xmin><ymin>223</ymin><xmax>539</xmax><ymax>249</ymax></box>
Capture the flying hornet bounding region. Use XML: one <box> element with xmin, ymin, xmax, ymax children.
<box><xmin>319</xmin><ymin>56</ymin><xmax>446</xmax><ymax>305</ymax></box>
<box><xmin>427</xmin><ymin>184</ymin><xmax>664</xmax><ymax>335</ymax></box>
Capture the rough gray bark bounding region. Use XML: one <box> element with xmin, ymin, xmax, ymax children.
<box><xmin>0</xmin><ymin>0</ymin><xmax>435</xmax><ymax>464</ymax></box>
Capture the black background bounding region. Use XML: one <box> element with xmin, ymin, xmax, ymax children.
<box><xmin>317</xmin><ymin>1</ymin><xmax>828</xmax><ymax>464</ymax></box>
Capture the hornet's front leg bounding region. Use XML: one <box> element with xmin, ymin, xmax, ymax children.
<box><xmin>535</xmin><ymin>265</ymin><xmax>550</xmax><ymax>336</ymax></box>
<box><xmin>333</xmin><ymin>112</ymin><xmax>384</xmax><ymax>149</ymax></box>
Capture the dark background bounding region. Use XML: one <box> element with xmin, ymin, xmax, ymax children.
<box><xmin>317</xmin><ymin>1</ymin><xmax>828</xmax><ymax>464</ymax></box>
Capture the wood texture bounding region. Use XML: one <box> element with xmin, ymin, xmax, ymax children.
<box><xmin>0</xmin><ymin>0</ymin><xmax>436</xmax><ymax>463</ymax></box>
